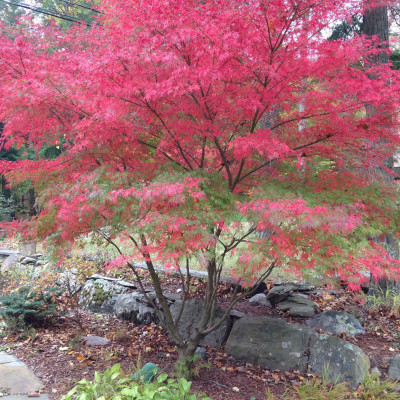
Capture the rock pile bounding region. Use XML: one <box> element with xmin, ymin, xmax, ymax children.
<box><xmin>225</xmin><ymin>316</ymin><xmax>369</xmax><ymax>387</ymax></box>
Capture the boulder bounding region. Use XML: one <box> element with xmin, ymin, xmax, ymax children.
<box><xmin>20</xmin><ymin>257</ymin><xmax>36</xmax><ymax>265</ymax></box>
<box><xmin>0</xmin><ymin>249</ymin><xmax>20</xmax><ymax>262</ymax></box>
<box><xmin>170</xmin><ymin>298</ymin><xmax>231</xmax><ymax>347</ymax></box>
<box><xmin>277</xmin><ymin>294</ymin><xmax>318</xmax><ymax>317</ymax></box>
<box><xmin>388</xmin><ymin>354</ymin><xmax>400</xmax><ymax>381</ymax></box>
<box><xmin>1</xmin><ymin>253</ymin><xmax>21</xmax><ymax>271</ymax></box>
<box><xmin>249</xmin><ymin>293</ymin><xmax>271</xmax><ymax>306</ymax></box>
<box><xmin>79</xmin><ymin>278</ymin><xmax>129</xmax><ymax>313</ymax></box>
<box><xmin>266</xmin><ymin>284</ymin><xmax>295</xmax><ymax>304</ymax></box>
<box><xmin>225</xmin><ymin>316</ymin><xmax>370</xmax><ymax>387</ymax></box>
<box><xmin>306</xmin><ymin>311</ymin><xmax>365</xmax><ymax>337</ymax></box>
<box><xmin>113</xmin><ymin>292</ymin><xmax>158</xmax><ymax>324</ymax></box>
<box><xmin>266</xmin><ymin>283</ymin><xmax>313</xmax><ymax>304</ymax></box>
<box><xmin>84</xmin><ymin>335</ymin><xmax>111</xmax><ymax>347</ymax></box>
<box><xmin>287</xmin><ymin>306</ymin><xmax>316</xmax><ymax>317</ymax></box>
<box><xmin>225</xmin><ymin>316</ymin><xmax>313</xmax><ymax>371</ymax></box>
<box><xmin>308</xmin><ymin>334</ymin><xmax>369</xmax><ymax>387</ymax></box>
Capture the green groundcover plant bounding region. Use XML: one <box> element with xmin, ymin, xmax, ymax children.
<box><xmin>62</xmin><ymin>363</ymin><xmax>212</xmax><ymax>400</ymax></box>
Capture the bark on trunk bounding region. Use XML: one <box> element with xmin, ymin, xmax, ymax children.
<box><xmin>364</xmin><ymin>5</ymin><xmax>400</xmax><ymax>290</ymax></box>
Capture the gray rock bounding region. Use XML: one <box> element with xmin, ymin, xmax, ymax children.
<box><xmin>79</xmin><ymin>279</ymin><xmax>129</xmax><ymax>313</ymax></box>
<box><xmin>1</xmin><ymin>253</ymin><xmax>21</xmax><ymax>271</ymax></box>
<box><xmin>306</xmin><ymin>311</ymin><xmax>365</xmax><ymax>337</ymax></box>
<box><xmin>87</xmin><ymin>274</ymin><xmax>137</xmax><ymax>289</ymax></box>
<box><xmin>195</xmin><ymin>347</ymin><xmax>207</xmax><ymax>361</ymax></box>
<box><xmin>277</xmin><ymin>294</ymin><xmax>317</xmax><ymax>317</ymax></box>
<box><xmin>225</xmin><ymin>316</ymin><xmax>313</xmax><ymax>371</ymax></box>
<box><xmin>389</xmin><ymin>354</ymin><xmax>400</xmax><ymax>381</ymax></box>
<box><xmin>278</xmin><ymin>294</ymin><xmax>317</xmax><ymax>309</ymax></box>
<box><xmin>84</xmin><ymin>335</ymin><xmax>111</xmax><ymax>347</ymax></box>
<box><xmin>20</xmin><ymin>257</ymin><xmax>36</xmax><ymax>265</ymax></box>
<box><xmin>0</xmin><ymin>249</ymin><xmax>20</xmax><ymax>261</ymax></box>
<box><xmin>113</xmin><ymin>292</ymin><xmax>158</xmax><ymax>324</ymax></box>
<box><xmin>308</xmin><ymin>334</ymin><xmax>370</xmax><ymax>387</ymax></box>
<box><xmin>249</xmin><ymin>293</ymin><xmax>271</xmax><ymax>306</ymax></box>
<box><xmin>89</xmin><ymin>274</ymin><xmax>121</xmax><ymax>282</ymax></box>
<box><xmin>117</xmin><ymin>280</ymin><xmax>138</xmax><ymax>289</ymax></box>
<box><xmin>274</xmin><ymin>282</ymin><xmax>313</xmax><ymax>292</ymax></box>
<box><xmin>170</xmin><ymin>298</ymin><xmax>231</xmax><ymax>347</ymax></box>
<box><xmin>32</xmin><ymin>253</ymin><xmax>45</xmax><ymax>258</ymax></box>
<box><xmin>225</xmin><ymin>316</ymin><xmax>370</xmax><ymax>387</ymax></box>
<box><xmin>266</xmin><ymin>284</ymin><xmax>295</xmax><ymax>304</ymax></box>
<box><xmin>165</xmin><ymin>293</ymin><xmax>181</xmax><ymax>302</ymax></box>
<box><xmin>288</xmin><ymin>305</ymin><xmax>316</xmax><ymax>317</ymax></box>
<box><xmin>230</xmin><ymin>309</ymin><xmax>247</xmax><ymax>319</ymax></box>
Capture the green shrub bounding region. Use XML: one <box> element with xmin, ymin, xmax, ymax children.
<box><xmin>62</xmin><ymin>363</ymin><xmax>212</xmax><ymax>400</ymax></box>
<box><xmin>0</xmin><ymin>193</ymin><xmax>15</xmax><ymax>221</ymax></box>
<box><xmin>0</xmin><ymin>286</ymin><xmax>61</xmax><ymax>329</ymax></box>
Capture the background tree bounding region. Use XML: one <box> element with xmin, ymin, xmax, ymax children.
<box><xmin>0</xmin><ymin>0</ymin><xmax>399</xmax><ymax>360</ymax></box>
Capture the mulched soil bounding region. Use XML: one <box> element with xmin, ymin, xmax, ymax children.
<box><xmin>1</xmin><ymin>270</ymin><xmax>400</xmax><ymax>400</ymax></box>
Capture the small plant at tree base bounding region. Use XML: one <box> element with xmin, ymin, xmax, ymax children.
<box><xmin>174</xmin><ymin>355</ymin><xmax>211</xmax><ymax>380</ymax></box>
<box><xmin>0</xmin><ymin>286</ymin><xmax>61</xmax><ymax>330</ymax></box>
<box><xmin>61</xmin><ymin>363</ymin><xmax>212</xmax><ymax>400</ymax></box>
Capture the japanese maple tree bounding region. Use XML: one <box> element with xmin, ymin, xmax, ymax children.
<box><xmin>0</xmin><ymin>0</ymin><xmax>400</xmax><ymax>359</ymax></box>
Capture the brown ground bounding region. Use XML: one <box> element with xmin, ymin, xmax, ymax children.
<box><xmin>1</xmin><ymin>273</ymin><xmax>400</xmax><ymax>400</ymax></box>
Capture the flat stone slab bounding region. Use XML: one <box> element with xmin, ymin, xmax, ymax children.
<box><xmin>0</xmin><ymin>249</ymin><xmax>20</xmax><ymax>257</ymax></box>
<box><xmin>0</xmin><ymin>353</ymin><xmax>43</xmax><ymax>395</ymax></box>
<box><xmin>0</xmin><ymin>353</ymin><xmax>19</xmax><ymax>364</ymax></box>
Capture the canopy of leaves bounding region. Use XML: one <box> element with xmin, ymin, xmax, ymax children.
<box><xmin>0</xmin><ymin>0</ymin><xmax>399</xmax><ymax>289</ymax></box>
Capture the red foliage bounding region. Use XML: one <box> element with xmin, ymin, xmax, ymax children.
<box><xmin>0</xmin><ymin>0</ymin><xmax>399</xmax><ymax>288</ymax></box>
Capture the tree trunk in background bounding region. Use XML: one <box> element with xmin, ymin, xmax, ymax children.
<box><xmin>364</xmin><ymin>6</ymin><xmax>389</xmax><ymax>64</ymax></box>
<box><xmin>364</xmin><ymin>5</ymin><xmax>399</xmax><ymax>291</ymax></box>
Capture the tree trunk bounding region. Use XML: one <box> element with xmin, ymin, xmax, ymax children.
<box><xmin>364</xmin><ymin>6</ymin><xmax>389</xmax><ymax>64</ymax></box>
<box><xmin>364</xmin><ymin>5</ymin><xmax>399</xmax><ymax>290</ymax></box>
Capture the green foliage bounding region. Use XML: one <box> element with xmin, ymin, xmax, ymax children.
<box><xmin>358</xmin><ymin>371</ymin><xmax>400</xmax><ymax>400</ymax></box>
<box><xmin>328</xmin><ymin>14</ymin><xmax>364</xmax><ymax>41</ymax></box>
<box><xmin>366</xmin><ymin>286</ymin><xmax>400</xmax><ymax>317</ymax></box>
<box><xmin>265</xmin><ymin>376</ymin><xmax>351</xmax><ymax>400</ymax></box>
<box><xmin>0</xmin><ymin>193</ymin><xmax>14</xmax><ymax>221</ymax></box>
<box><xmin>174</xmin><ymin>355</ymin><xmax>211</xmax><ymax>379</ymax></box>
<box><xmin>265</xmin><ymin>373</ymin><xmax>400</xmax><ymax>400</ymax></box>
<box><xmin>391</xmin><ymin>50</ymin><xmax>400</xmax><ymax>70</ymax></box>
<box><xmin>0</xmin><ymin>0</ymin><xmax>25</xmax><ymax>26</ymax></box>
<box><xmin>36</xmin><ymin>0</ymin><xmax>99</xmax><ymax>28</ymax></box>
<box><xmin>61</xmin><ymin>364</ymin><xmax>212</xmax><ymax>400</ymax></box>
<box><xmin>0</xmin><ymin>285</ymin><xmax>61</xmax><ymax>329</ymax></box>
